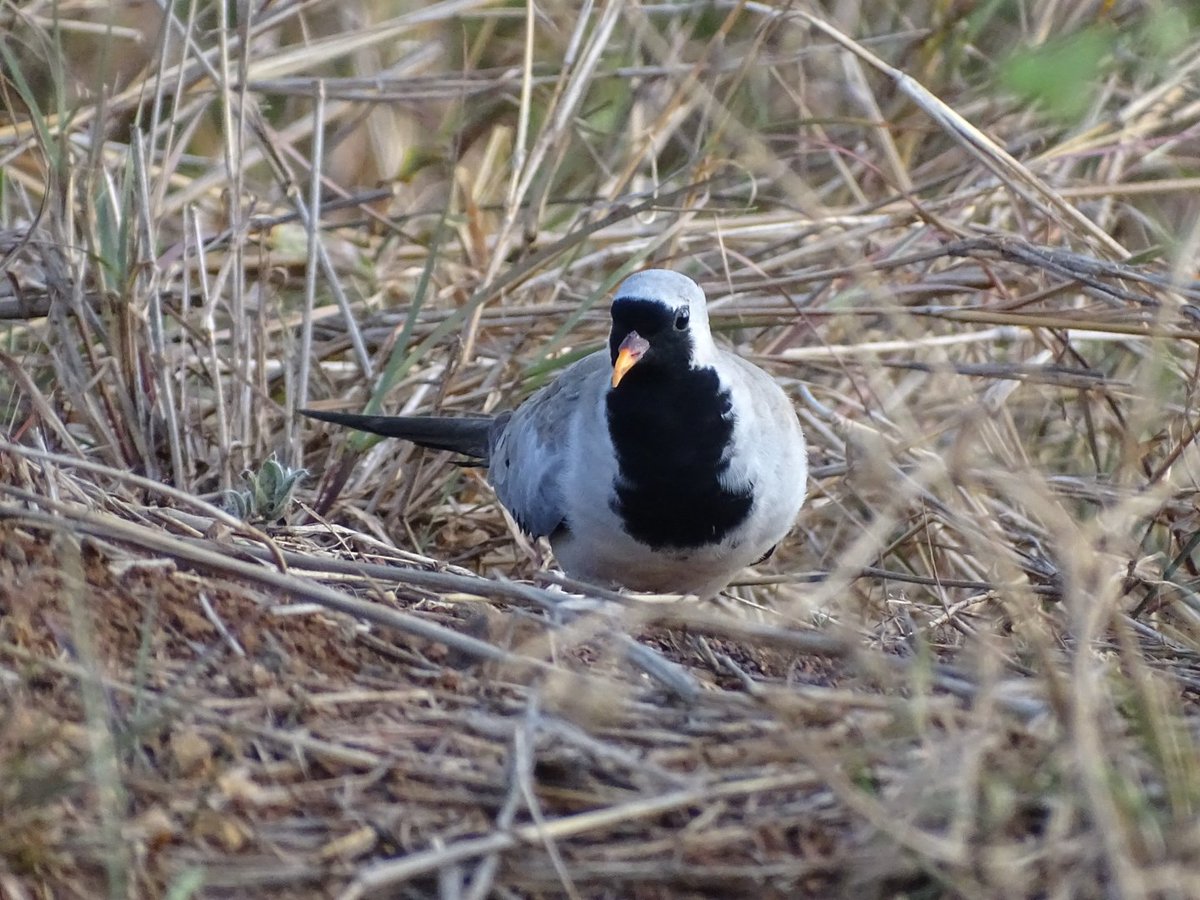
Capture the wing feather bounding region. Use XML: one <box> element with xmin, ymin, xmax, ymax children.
<box><xmin>487</xmin><ymin>353</ymin><xmax>608</xmax><ymax>537</ymax></box>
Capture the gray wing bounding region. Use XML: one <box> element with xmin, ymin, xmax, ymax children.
<box><xmin>487</xmin><ymin>352</ymin><xmax>608</xmax><ymax>538</ymax></box>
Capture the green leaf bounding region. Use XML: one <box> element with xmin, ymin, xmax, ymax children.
<box><xmin>998</xmin><ymin>27</ymin><xmax>1112</xmax><ymax>122</ymax></box>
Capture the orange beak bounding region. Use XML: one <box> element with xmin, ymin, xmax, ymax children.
<box><xmin>611</xmin><ymin>332</ymin><xmax>650</xmax><ymax>388</ymax></box>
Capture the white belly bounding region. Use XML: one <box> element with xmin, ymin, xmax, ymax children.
<box><xmin>554</xmin><ymin>452</ymin><xmax>806</xmax><ymax>597</ymax></box>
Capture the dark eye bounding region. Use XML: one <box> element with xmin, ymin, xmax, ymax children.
<box><xmin>673</xmin><ymin>310</ymin><xmax>690</xmax><ymax>331</ymax></box>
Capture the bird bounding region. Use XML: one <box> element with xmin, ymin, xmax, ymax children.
<box><xmin>303</xmin><ymin>269</ymin><xmax>807</xmax><ymax>598</ymax></box>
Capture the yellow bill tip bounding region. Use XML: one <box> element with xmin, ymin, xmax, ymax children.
<box><xmin>611</xmin><ymin>349</ymin><xmax>639</xmax><ymax>388</ymax></box>
<box><xmin>611</xmin><ymin>332</ymin><xmax>649</xmax><ymax>388</ymax></box>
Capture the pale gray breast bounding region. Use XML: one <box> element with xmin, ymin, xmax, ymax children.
<box><xmin>720</xmin><ymin>352</ymin><xmax>808</xmax><ymax>512</ymax></box>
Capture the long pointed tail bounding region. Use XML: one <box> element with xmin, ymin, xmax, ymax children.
<box><xmin>301</xmin><ymin>409</ymin><xmax>494</xmax><ymax>462</ymax></box>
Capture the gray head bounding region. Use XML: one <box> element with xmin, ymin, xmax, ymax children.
<box><xmin>608</xmin><ymin>270</ymin><xmax>716</xmax><ymax>387</ymax></box>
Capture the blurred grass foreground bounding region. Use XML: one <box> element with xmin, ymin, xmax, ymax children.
<box><xmin>5</xmin><ymin>1</ymin><xmax>1200</xmax><ymax>897</ymax></box>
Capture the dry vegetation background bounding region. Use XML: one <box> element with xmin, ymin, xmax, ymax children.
<box><xmin>4</xmin><ymin>0</ymin><xmax>1200</xmax><ymax>897</ymax></box>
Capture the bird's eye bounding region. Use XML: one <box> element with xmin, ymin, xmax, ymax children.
<box><xmin>674</xmin><ymin>310</ymin><xmax>690</xmax><ymax>331</ymax></box>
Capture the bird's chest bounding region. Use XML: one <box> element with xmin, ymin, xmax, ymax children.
<box><xmin>602</xmin><ymin>369</ymin><xmax>753</xmax><ymax>550</ymax></box>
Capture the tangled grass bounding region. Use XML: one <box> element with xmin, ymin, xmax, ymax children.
<box><xmin>4</xmin><ymin>1</ymin><xmax>1200</xmax><ymax>897</ymax></box>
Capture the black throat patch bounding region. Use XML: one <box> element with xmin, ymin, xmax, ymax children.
<box><xmin>606</xmin><ymin>365</ymin><xmax>753</xmax><ymax>549</ymax></box>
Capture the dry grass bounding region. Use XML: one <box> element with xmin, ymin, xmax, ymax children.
<box><xmin>4</xmin><ymin>1</ymin><xmax>1200</xmax><ymax>897</ymax></box>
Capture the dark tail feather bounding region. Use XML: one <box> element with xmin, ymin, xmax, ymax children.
<box><xmin>301</xmin><ymin>409</ymin><xmax>494</xmax><ymax>461</ymax></box>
